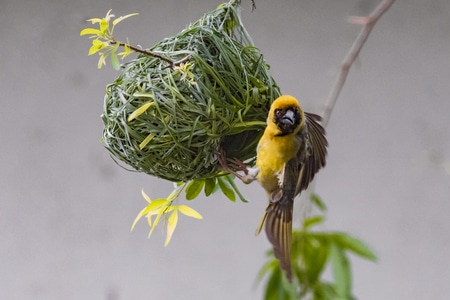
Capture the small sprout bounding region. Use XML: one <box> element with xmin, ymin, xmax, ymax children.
<box><xmin>173</xmin><ymin>62</ymin><xmax>197</xmax><ymax>85</ymax></box>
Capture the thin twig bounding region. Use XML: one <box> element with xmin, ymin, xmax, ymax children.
<box><xmin>110</xmin><ymin>40</ymin><xmax>178</xmax><ymax>67</ymax></box>
<box><xmin>321</xmin><ymin>0</ymin><xmax>396</xmax><ymax>128</ymax></box>
<box><xmin>251</xmin><ymin>0</ymin><xmax>256</xmax><ymax>11</ymax></box>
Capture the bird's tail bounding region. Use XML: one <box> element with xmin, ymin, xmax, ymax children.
<box><xmin>264</xmin><ymin>197</ymin><xmax>294</xmax><ymax>282</ymax></box>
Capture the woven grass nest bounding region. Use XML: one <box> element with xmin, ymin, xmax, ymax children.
<box><xmin>102</xmin><ymin>0</ymin><xmax>280</xmax><ymax>182</ymax></box>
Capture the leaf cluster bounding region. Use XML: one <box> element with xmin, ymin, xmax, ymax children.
<box><xmin>257</xmin><ymin>194</ymin><xmax>376</xmax><ymax>300</ymax></box>
<box><xmin>131</xmin><ymin>174</ymin><xmax>247</xmax><ymax>245</ymax></box>
<box><xmin>131</xmin><ymin>187</ymin><xmax>202</xmax><ymax>246</ymax></box>
<box><xmin>80</xmin><ymin>9</ymin><xmax>137</xmax><ymax>69</ymax></box>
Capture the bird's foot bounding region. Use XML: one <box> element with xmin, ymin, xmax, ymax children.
<box><xmin>218</xmin><ymin>149</ymin><xmax>257</xmax><ymax>184</ymax></box>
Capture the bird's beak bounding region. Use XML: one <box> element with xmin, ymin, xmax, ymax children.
<box><xmin>281</xmin><ymin>109</ymin><xmax>295</xmax><ymax>125</ymax></box>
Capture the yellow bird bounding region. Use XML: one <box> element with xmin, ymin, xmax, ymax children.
<box><xmin>221</xmin><ymin>95</ymin><xmax>327</xmax><ymax>281</ymax></box>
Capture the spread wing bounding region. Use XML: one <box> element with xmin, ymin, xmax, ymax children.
<box><xmin>295</xmin><ymin>112</ymin><xmax>328</xmax><ymax>194</ymax></box>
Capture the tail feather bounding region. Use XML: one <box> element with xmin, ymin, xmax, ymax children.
<box><xmin>255</xmin><ymin>211</ymin><xmax>267</xmax><ymax>236</ymax></box>
<box><xmin>264</xmin><ymin>198</ymin><xmax>293</xmax><ymax>282</ymax></box>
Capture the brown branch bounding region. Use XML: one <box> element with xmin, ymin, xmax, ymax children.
<box><xmin>251</xmin><ymin>0</ymin><xmax>256</xmax><ymax>11</ymax></box>
<box><xmin>321</xmin><ymin>0</ymin><xmax>396</xmax><ymax>128</ymax></box>
<box><xmin>110</xmin><ymin>40</ymin><xmax>189</xmax><ymax>68</ymax></box>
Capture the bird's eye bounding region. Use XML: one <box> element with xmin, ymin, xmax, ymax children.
<box><xmin>275</xmin><ymin>109</ymin><xmax>282</xmax><ymax>117</ymax></box>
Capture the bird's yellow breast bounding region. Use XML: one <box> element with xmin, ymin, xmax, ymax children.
<box><xmin>255</xmin><ymin>133</ymin><xmax>299</xmax><ymax>193</ymax></box>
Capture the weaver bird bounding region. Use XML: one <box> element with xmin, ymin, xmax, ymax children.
<box><xmin>220</xmin><ymin>95</ymin><xmax>327</xmax><ymax>281</ymax></box>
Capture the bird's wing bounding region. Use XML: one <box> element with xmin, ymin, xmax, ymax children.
<box><xmin>296</xmin><ymin>112</ymin><xmax>328</xmax><ymax>194</ymax></box>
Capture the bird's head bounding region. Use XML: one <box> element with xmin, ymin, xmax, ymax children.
<box><xmin>267</xmin><ymin>95</ymin><xmax>304</xmax><ymax>136</ymax></box>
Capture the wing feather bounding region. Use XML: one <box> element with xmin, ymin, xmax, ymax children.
<box><xmin>296</xmin><ymin>112</ymin><xmax>328</xmax><ymax>194</ymax></box>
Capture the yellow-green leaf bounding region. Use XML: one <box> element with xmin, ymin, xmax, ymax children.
<box><xmin>118</xmin><ymin>44</ymin><xmax>132</xmax><ymax>59</ymax></box>
<box><xmin>131</xmin><ymin>205</ymin><xmax>149</xmax><ymax>231</ymax></box>
<box><xmin>131</xmin><ymin>194</ymin><xmax>165</xmax><ymax>231</ymax></box>
<box><xmin>131</xmin><ymin>204</ymin><xmax>160</xmax><ymax>230</ymax></box>
<box><xmin>99</xmin><ymin>18</ymin><xmax>109</xmax><ymax>35</ymax></box>
<box><xmin>141</xmin><ymin>189</ymin><xmax>151</xmax><ymax>203</ymax></box>
<box><xmin>148</xmin><ymin>206</ymin><xmax>166</xmax><ymax>238</ymax></box>
<box><xmin>128</xmin><ymin>102</ymin><xmax>153</xmax><ymax>121</ymax></box>
<box><xmin>139</xmin><ymin>132</ymin><xmax>155</xmax><ymax>150</ymax></box>
<box><xmin>87</xmin><ymin>17</ymin><xmax>102</xmax><ymax>24</ymax></box>
<box><xmin>97</xmin><ymin>54</ymin><xmax>107</xmax><ymax>69</ymax></box>
<box><xmin>165</xmin><ymin>210</ymin><xmax>178</xmax><ymax>246</ymax></box>
<box><xmin>89</xmin><ymin>39</ymin><xmax>107</xmax><ymax>55</ymax></box>
<box><xmin>112</xmin><ymin>13</ymin><xmax>139</xmax><ymax>26</ymax></box>
<box><xmin>80</xmin><ymin>28</ymin><xmax>102</xmax><ymax>36</ymax></box>
<box><xmin>145</xmin><ymin>199</ymin><xmax>169</xmax><ymax>213</ymax></box>
<box><xmin>166</xmin><ymin>185</ymin><xmax>184</xmax><ymax>201</ymax></box>
<box><xmin>104</xmin><ymin>9</ymin><xmax>114</xmax><ymax>21</ymax></box>
<box><xmin>178</xmin><ymin>205</ymin><xmax>203</xmax><ymax>219</ymax></box>
<box><xmin>132</xmin><ymin>92</ymin><xmax>154</xmax><ymax>98</ymax></box>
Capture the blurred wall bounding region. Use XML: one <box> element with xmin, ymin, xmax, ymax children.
<box><xmin>1</xmin><ymin>0</ymin><xmax>449</xmax><ymax>299</ymax></box>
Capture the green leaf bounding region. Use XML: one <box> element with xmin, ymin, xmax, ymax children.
<box><xmin>110</xmin><ymin>52</ymin><xmax>120</xmax><ymax>70</ymax></box>
<box><xmin>264</xmin><ymin>267</ymin><xmax>283</xmax><ymax>300</ymax></box>
<box><xmin>330</xmin><ymin>243</ymin><xmax>352</xmax><ymax>299</ymax></box>
<box><xmin>255</xmin><ymin>259</ymin><xmax>278</xmax><ymax>286</ymax></box>
<box><xmin>302</xmin><ymin>233</ymin><xmax>330</xmax><ymax>286</ymax></box>
<box><xmin>185</xmin><ymin>180</ymin><xmax>205</xmax><ymax>200</ymax></box>
<box><xmin>165</xmin><ymin>209</ymin><xmax>178</xmax><ymax>246</ymax></box>
<box><xmin>217</xmin><ymin>176</ymin><xmax>236</xmax><ymax>202</ymax></box>
<box><xmin>112</xmin><ymin>13</ymin><xmax>139</xmax><ymax>26</ymax></box>
<box><xmin>310</xmin><ymin>193</ymin><xmax>327</xmax><ymax>211</ymax></box>
<box><xmin>204</xmin><ymin>178</ymin><xmax>217</xmax><ymax>196</ymax></box>
<box><xmin>303</xmin><ymin>215</ymin><xmax>325</xmax><ymax>229</ymax></box>
<box><xmin>224</xmin><ymin>175</ymin><xmax>248</xmax><ymax>203</ymax></box>
<box><xmin>262</xmin><ymin>265</ymin><xmax>295</xmax><ymax>300</ymax></box>
<box><xmin>178</xmin><ymin>205</ymin><xmax>203</xmax><ymax>219</ymax></box>
<box><xmin>313</xmin><ymin>282</ymin><xmax>338</xmax><ymax>300</ymax></box>
<box><xmin>331</xmin><ymin>232</ymin><xmax>377</xmax><ymax>262</ymax></box>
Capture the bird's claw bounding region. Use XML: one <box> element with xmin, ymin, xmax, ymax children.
<box><xmin>218</xmin><ymin>149</ymin><xmax>256</xmax><ymax>184</ymax></box>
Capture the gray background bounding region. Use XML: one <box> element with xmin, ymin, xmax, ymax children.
<box><xmin>1</xmin><ymin>0</ymin><xmax>449</xmax><ymax>299</ymax></box>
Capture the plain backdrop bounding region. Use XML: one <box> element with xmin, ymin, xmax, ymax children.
<box><xmin>1</xmin><ymin>0</ymin><xmax>449</xmax><ymax>299</ymax></box>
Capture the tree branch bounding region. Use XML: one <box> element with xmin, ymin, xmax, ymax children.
<box><xmin>321</xmin><ymin>0</ymin><xmax>396</xmax><ymax>128</ymax></box>
<box><xmin>110</xmin><ymin>40</ymin><xmax>174</xmax><ymax>65</ymax></box>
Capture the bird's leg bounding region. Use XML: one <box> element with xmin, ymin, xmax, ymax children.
<box><xmin>218</xmin><ymin>149</ymin><xmax>258</xmax><ymax>184</ymax></box>
<box><xmin>217</xmin><ymin>149</ymin><xmax>245</xmax><ymax>178</ymax></box>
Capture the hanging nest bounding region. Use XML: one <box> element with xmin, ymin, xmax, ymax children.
<box><xmin>102</xmin><ymin>0</ymin><xmax>280</xmax><ymax>182</ymax></box>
